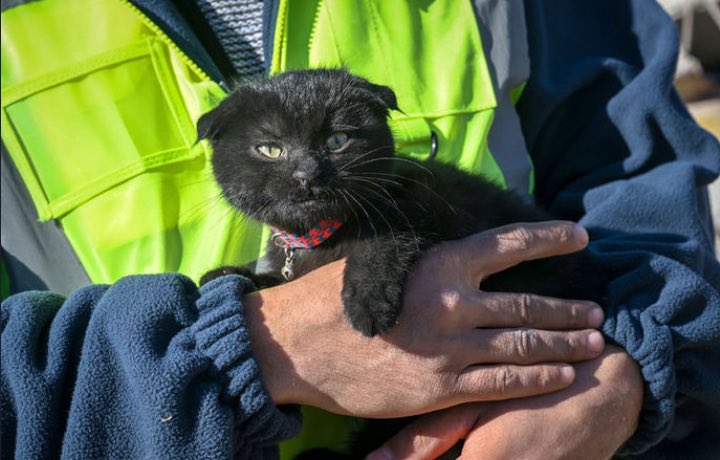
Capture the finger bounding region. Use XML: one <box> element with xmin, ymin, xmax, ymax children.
<box><xmin>367</xmin><ymin>404</ymin><xmax>484</xmax><ymax>460</ymax></box>
<box><xmin>458</xmin><ymin>291</ymin><xmax>604</xmax><ymax>330</ymax></box>
<box><xmin>461</xmin><ymin>328</ymin><xmax>605</xmax><ymax>366</ymax></box>
<box><xmin>454</xmin><ymin>363</ymin><xmax>575</xmax><ymax>402</ymax></box>
<box><xmin>452</xmin><ymin>221</ymin><xmax>588</xmax><ymax>276</ymax></box>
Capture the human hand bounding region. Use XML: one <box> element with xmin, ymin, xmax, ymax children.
<box><xmin>370</xmin><ymin>345</ymin><xmax>643</xmax><ymax>460</ymax></box>
<box><xmin>243</xmin><ymin>221</ymin><xmax>605</xmax><ymax>418</ymax></box>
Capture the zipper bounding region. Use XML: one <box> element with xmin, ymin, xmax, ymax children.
<box><xmin>118</xmin><ymin>0</ymin><xmax>230</xmax><ymax>92</ymax></box>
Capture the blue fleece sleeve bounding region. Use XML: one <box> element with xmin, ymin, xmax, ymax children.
<box><xmin>1</xmin><ymin>274</ymin><xmax>301</xmax><ymax>459</ymax></box>
<box><xmin>519</xmin><ymin>1</ymin><xmax>720</xmax><ymax>457</ymax></box>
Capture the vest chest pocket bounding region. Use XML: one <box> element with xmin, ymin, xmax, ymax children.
<box><xmin>1</xmin><ymin>36</ymin><xmax>199</xmax><ymax>221</ymax></box>
<box><xmin>1</xmin><ymin>0</ymin><xmax>263</xmax><ymax>284</ymax></box>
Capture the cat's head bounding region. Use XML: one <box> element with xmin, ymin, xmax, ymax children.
<box><xmin>197</xmin><ymin>69</ymin><xmax>399</xmax><ymax>232</ymax></box>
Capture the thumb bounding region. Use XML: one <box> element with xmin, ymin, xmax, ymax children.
<box><xmin>366</xmin><ymin>404</ymin><xmax>485</xmax><ymax>460</ymax></box>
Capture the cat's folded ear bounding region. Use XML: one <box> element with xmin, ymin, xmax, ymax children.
<box><xmin>196</xmin><ymin>106</ymin><xmax>223</xmax><ymax>145</ymax></box>
<box><xmin>196</xmin><ymin>93</ymin><xmax>241</xmax><ymax>144</ymax></box>
<box><xmin>367</xmin><ymin>83</ymin><xmax>400</xmax><ymax>113</ymax></box>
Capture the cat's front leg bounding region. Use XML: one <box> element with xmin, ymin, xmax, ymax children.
<box><xmin>342</xmin><ymin>234</ymin><xmax>424</xmax><ymax>336</ymax></box>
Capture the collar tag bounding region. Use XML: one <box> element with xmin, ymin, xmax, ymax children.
<box><xmin>280</xmin><ymin>247</ymin><xmax>295</xmax><ymax>281</ymax></box>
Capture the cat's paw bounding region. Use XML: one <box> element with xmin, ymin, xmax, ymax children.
<box><xmin>342</xmin><ymin>278</ymin><xmax>403</xmax><ymax>336</ymax></box>
<box><xmin>199</xmin><ymin>266</ymin><xmax>253</xmax><ymax>286</ymax></box>
<box><xmin>200</xmin><ymin>265</ymin><xmax>283</xmax><ymax>289</ymax></box>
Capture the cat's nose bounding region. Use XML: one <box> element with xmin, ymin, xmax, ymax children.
<box><xmin>293</xmin><ymin>155</ymin><xmax>321</xmax><ymax>188</ymax></box>
<box><xmin>293</xmin><ymin>168</ymin><xmax>318</xmax><ymax>188</ymax></box>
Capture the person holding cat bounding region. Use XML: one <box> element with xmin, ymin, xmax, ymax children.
<box><xmin>2</xmin><ymin>1</ymin><xmax>718</xmax><ymax>460</ymax></box>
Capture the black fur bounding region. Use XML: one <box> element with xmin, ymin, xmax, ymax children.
<box><xmin>200</xmin><ymin>69</ymin><xmax>607</xmax><ymax>337</ymax></box>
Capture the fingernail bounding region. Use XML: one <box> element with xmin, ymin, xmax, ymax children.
<box><xmin>588</xmin><ymin>307</ymin><xmax>604</xmax><ymax>327</ymax></box>
<box><xmin>573</xmin><ymin>225</ymin><xmax>589</xmax><ymax>245</ymax></box>
<box><xmin>366</xmin><ymin>447</ymin><xmax>394</xmax><ymax>460</ymax></box>
<box><xmin>586</xmin><ymin>331</ymin><xmax>605</xmax><ymax>353</ymax></box>
<box><xmin>561</xmin><ymin>365</ymin><xmax>575</xmax><ymax>383</ymax></box>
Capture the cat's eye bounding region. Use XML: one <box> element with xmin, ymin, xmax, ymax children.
<box><xmin>256</xmin><ymin>144</ymin><xmax>283</xmax><ymax>158</ymax></box>
<box><xmin>326</xmin><ymin>132</ymin><xmax>349</xmax><ymax>152</ymax></box>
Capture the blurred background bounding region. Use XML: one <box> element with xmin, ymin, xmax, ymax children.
<box><xmin>658</xmin><ymin>0</ymin><xmax>720</xmax><ymax>255</ymax></box>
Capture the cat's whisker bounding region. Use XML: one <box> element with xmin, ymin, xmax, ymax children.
<box><xmin>351</xmin><ymin>191</ymin><xmax>403</xmax><ymax>260</ymax></box>
<box><xmin>215</xmin><ymin>190</ymin><xmax>275</xmax><ymax>230</ymax></box>
<box><xmin>326</xmin><ymin>189</ymin><xmax>346</xmax><ymax>222</ymax></box>
<box><xmin>350</xmin><ymin>171</ymin><xmax>408</xmax><ymax>181</ymax></box>
<box><xmin>357</xmin><ymin>171</ymin><xmax>457</xmax><ymax>215</ymax></box>
<box><xmin>180</xmin><ymin>191</ymin><xmax>233</xmax><ymax>224</ymax></box>
<box><xmin>348</xmin><ymin>174</ymin><xmax>404</xmax><ymax>188</ymax></box>
<box><xmin>348</xmin><ymin>182</ymin><xmax>422</xmax><ymax>254</ymax></box>
<box><xmin>331</xmin><ymin>190</ymin><xmax>354</xmax><ymax>224</ymax></box>
<box><xmin>353</xmin><ymin>176</ymin><xmax>429</xmax><ymax>214</ymax></box>
<box><xmin>201</xmin><ymin>201</ymin><xmax>249</xmax><ymax>236</ymax></box>
<box><xmin>337</xmin><ymin>189</ymin><xmax>364</xmax><ymax>239</ymax></box>
<box><xmin>344</xmin><ymin>156</ymin><xmax>435</xmax><ymax>178</ymax></box>
<box><xmin>345</xmin><ymin>177</ymin><xmax>422</xmax><ymax>230</ymax></box>
<box><xmin>340</xmin><ymin>154</ymin><xmax>392</xmax><ymax>173</ymax></box>
<box><xmin>349</xmin><ymin>180</ymin><xmax>406</xmax><ymax>218</ymax></box>
<box><xmin>337</xmin><ymin>146</ymin><xmax>389</xmax><ymax>172</ymax></box>
<box><xmin>173</xmin><ymin>162</ymin><xmax>217</xmax><ymax>188</ymax></box>
<box><xmin>345</xmin><ymin>177</ymin><xmax>401</xmax><ymax>209</ymax></box>
<box><xmin>253</xmin><ymin>193</ymin><xmax>279</xmax><ymax>222</ymax></box>
<box><xmin>344</xmin><ymin>189</ymin><xmax>378</xmax><ymax>239</ymax></box>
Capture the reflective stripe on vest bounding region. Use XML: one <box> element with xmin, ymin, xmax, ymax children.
<box><xmin>1</xmin><ymin>0</ymin><xmax>265</xmax><ymax>284</ymax></box>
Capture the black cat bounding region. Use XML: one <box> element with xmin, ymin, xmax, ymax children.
<box><xmin>198</xmin><ymin>69</ymin><xmax>606</xmax><ymax>337</ymax></box>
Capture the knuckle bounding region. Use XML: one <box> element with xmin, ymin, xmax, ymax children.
<box><xmin>507</xmin><ymin>226</ymin><xmax>534</xmax><ymax>252</ymax></box>
<box><xmin>435</xmin><ymin>353</ymin><xmax>456</xmax><ymax>373</ymax></box>
<box><xmin>439</xmin><ymin>289</ymin><xmax>462</xmax><ymax>312</ymax></box>
<box><xmin>495</xmin><ymin>366</ymin><xmax>518</xmax><ymax>394</ymax></box>
<box><xmin>535</xmin><ymin>366</ymin><xmax>553</xmax><ymax>388</ymax></box>
<box><xmin>553</xmin><ymin>224</ymin><xmax>574</xmax><ymax>244</ymax></box>
<box><xmin>518</xmin><ymin>294</ymin><xmax>533</xmax><ymax>325</ymax></box>
<box><xmin>566</xmin><ymin>333</ymin><xmax>583</xmax><ymax>356</ymax></box>
<box><xmin>570</xmin><ymin>302</ymin><xmax>592</xmax><ymax>327</ymax></box>
<box><xmin>514</xmin><ymin>328</ymin><xmax>535</xmax><ymax>360</ymax></box>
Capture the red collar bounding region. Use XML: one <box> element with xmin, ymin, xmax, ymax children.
<box><xmin>270</xmin><ymin>219</ymin><xmax>343</xmax><ymax>249</ymax></box>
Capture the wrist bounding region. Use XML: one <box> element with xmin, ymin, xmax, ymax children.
<box><xmin>242</xmin><ymin>259</ymin><xmax>356</xmax><ymax>412</ymax></box>
<box><xmin>243</xmin><ymin>288</ymin><xmax>299</xmax><ymax>406</ymax></box>
<box><xmin>600</xmin><ymin>345</ymin><xmax>644</xmax><ymax>443</ymax></box>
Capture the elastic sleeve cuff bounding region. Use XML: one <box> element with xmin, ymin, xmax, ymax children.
<box><xmin>603</xmin><ymin>316</ymin><xmax>675</xmax><ymax>456</ymax></box>
<box><xmin>192</xmin><ymin>275</ymin><xmax>302</xmax><ymax>459</ymax></box>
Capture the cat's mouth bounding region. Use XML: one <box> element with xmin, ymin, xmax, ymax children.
<box><xmin>289</xmin><ymin>188</ymin><xmax>331</xmax><ymax>205</ymax></box>
<box><xmin>290</xmin><ymin>197</ymin><xmax>323</xmax><ymax>208</ymax></box>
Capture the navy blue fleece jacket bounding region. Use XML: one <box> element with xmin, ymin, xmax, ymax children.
<box><xmin>1</xmin><ymin>274</ymin><xmax>301</xmax><ymax>459</ymax></box>
<box><xmin>519</xmin><ymin>1</ymin><xmax>720</xmax><ymax>457</ymax></box>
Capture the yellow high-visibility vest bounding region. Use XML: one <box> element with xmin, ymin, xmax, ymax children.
<box><xmin>1</xmin><ymin>0</ymin><xmax>518</xmax><ymax>456</ymax></box>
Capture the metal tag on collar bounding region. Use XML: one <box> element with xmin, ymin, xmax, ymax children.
<box><xmin>281</xmin><ymin>247</ymin><xmax>296</xmax><ymax>281</ymax></box>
